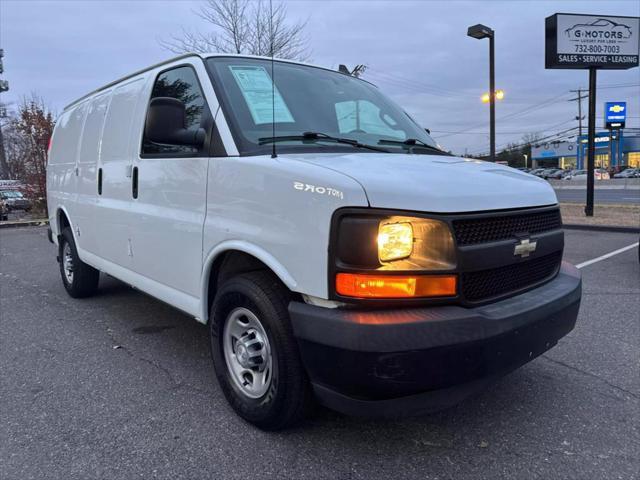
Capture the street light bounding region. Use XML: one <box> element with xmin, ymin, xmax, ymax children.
<box><xmin>467</xmin><ymin>23</ymin><xmax>495</xmax><ymax>161</ymax></box>
<box><xmin>481</xmin><ymin>89</ymin><xmax>504</xmax><ymax>103</ymax></box>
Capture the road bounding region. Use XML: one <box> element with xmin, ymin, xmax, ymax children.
<box><xmin>1</xmin><ymin>227</ymin><xmax>639</xmax><ymax>480</ymax></box>
<box><xmin>554</xmin><ymin>188</ymin><xmax>640</xmax><ymax>205</ymax></box>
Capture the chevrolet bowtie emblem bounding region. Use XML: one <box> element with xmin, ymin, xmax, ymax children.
<box><xmin>514</xmin><ymin>238</ymin><xmax>537</xmax><ymax>258</ymax></box>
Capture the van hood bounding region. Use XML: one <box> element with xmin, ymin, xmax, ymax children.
<box><xmin>287</xmin><ymin>152</ymin><xmax>557</xmax><ymax>213</ymax></box>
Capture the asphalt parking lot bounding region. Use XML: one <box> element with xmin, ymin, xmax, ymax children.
<box><xmin>1</xmin><ymin>227</ymin><xmax>638</xmax><ymax>480</ymax></box>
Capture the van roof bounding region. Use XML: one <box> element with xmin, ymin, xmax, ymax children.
<box><xmin>64</xmin><ymin>53</ymin><xmax>366</xmax><ymax>111</ymax></box>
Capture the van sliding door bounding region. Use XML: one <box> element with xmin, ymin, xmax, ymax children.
<box><xmin>96</xmin><ymin>77</ymin><xmax>146</xmax><ymax>270</ymax></box>
<box><xmin>76</xmin><ymin>91</ymin><xmax>110</xmax><ymax>256</ymax></box>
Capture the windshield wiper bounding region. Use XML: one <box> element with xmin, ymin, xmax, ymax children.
<box><xmin>259</xmin><ymin>131</ymin><xmax>389</xmax><ymax>153</ymax></box>
<box><xmin>378</xmin><ymin>138</ymin><xmax>451</xmax><ymax>155</ymax></box>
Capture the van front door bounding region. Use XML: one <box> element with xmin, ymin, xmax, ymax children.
<box><xmin>132</xmin><ymin>63</ymin><xmax>214</xmax><ymax>307</ymax></box>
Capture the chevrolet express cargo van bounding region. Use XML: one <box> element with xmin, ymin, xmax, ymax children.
<box><xmin>47</xmin><ymin>53</ymin><xmax>582</xmax><ymax>430</ymax></box>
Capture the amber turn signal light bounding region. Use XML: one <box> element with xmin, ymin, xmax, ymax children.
<box><xmin>335</xmin><ymin>273</ymin><xmax>457</xmax><ymax>299</ymax></box>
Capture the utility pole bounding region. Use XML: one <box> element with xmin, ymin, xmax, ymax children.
<box><xmin>569</xmin><ymin>88</ymin><xmax>587</xmax><ymax>138</ymax></box>
<box><xmin>0</xmin><ymin>49</ymin><xmax>10</xmax><ymax>180</ymax></box>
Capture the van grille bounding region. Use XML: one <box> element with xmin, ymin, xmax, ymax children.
<box><xmin>452</xmin><ymin>209</ymin><xmax>562</xmax><ymax>246</ymax></box>
<box><xmin>461</xmin><ymin>252</ymin><xmax>562</xmax><ymax>302</ymax></box>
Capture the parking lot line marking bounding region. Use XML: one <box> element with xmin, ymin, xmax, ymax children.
<box><xmin>575</xmin><ymin>242</ymin><xmax>639</xmax><ymax>270</ymax></box>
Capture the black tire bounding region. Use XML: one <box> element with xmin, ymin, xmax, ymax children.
<box><xmin>59</xmin><ymin>227</ymin><xmax>100</xmax><ymax>298</ymax></box>
<box><xmin>209</xmin><ymin>271</ymin><xmax>312</xmax><ymax>430</ymax></box>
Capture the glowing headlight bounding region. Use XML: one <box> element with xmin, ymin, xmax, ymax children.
<box><xmin>378</xmin><ymin>222</ymin><xmax>413</xmax><ymax>262</ymax></box>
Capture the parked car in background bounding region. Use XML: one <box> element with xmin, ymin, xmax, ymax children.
<box><xmin>563</xmin><ymin>169</ymin><xmax>610</xmax><ymax>180</ymax></box>
<box><xmin>529</xmin><ymin>168</ymin><xmax>546</xmax><ymax>177</ymax></box>
<box><xmin>0</xmin><ymin>190</ymin><xmax>32</xmax><ymax>212</ymax></box>
<box><xmin>563</xmin><ymin>169</ymin><xmax>586</xmax><ymax>180</ymax></box>
<box><xmin>613</xmin><ymin>168</ymin><xmax>639</xmax><ymax>178</ymax></box>
<box><xmin>540</xmin><ymin>168</ymin><xmax>561</xmax><ymax>179</ymax></box>
<box><xmin>546</xmin><ymin>169</ymin><xmax>566</xmax><ymax>180</ymax></box>
<box><xmin>0</xmin><ymin>197</ymin><xmax>8</xmax><ymax>221</ymax></box>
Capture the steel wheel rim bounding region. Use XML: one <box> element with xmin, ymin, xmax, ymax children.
<box><xmin>222</xmin><ymin>307</ymin><xmax>273</xmax><ymax>399</ymax></box>
<box><xmin>62</xmin><ymin>242</ymin><xmax>74</xmax><ymax>284</ymax></box>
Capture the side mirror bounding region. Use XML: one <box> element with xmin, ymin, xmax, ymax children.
<box><xmin>144</xmin><ymin>97</ymin><xmax>206</xmax><ymax>147</ymax></box>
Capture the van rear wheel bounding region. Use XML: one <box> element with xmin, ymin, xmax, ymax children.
<box><xmin>59</xmin><ymin>228</ymin><xmax>100</xmax><ymax>298</ymax></box>
<box><xmin>209</xmin><ymin>271</ymin><xmax>312</xmax><ymax>430</ymax></box>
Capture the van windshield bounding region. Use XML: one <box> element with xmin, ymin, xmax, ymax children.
<box><xmin>206</xmin><ymin>57</ymin><xmax>440</xmax><ymax>156</ymax></box>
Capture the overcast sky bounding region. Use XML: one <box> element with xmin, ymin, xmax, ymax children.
<box><xmin>1</xmin><ymin>0</ymin><xmax>639</xmax><ymax>155</ymax></box>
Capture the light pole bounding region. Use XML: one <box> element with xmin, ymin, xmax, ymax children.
<box><xmin>467</xmin><ymin>24</ymin><xmax>495</xmax><ymax>162</ymax></box>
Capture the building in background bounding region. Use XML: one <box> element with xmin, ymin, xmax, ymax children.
<box><xmin>531</xmin><ymin>140</ymin><xmax>577</xmax><ymax>169</ymax></box>
<box><xmin>576</xmin><ymin>131</ymin><xmax>640</xmax><ymax>169</ymax></box>
<box><xmin>531</xmin><ymin>132</ymin><xmax>639</xmax><ymax>170</ymax></box>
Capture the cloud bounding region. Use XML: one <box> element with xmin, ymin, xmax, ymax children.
<box><xmin>2</xmin><ymin>0</ymin><xmax>638</xmax><ymax>154</ymax></box>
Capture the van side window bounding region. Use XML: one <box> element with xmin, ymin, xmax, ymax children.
<box><xmin>142</xmin><ymin>66</ymin><xmax>209</xmax><ymax>156</ymax></box>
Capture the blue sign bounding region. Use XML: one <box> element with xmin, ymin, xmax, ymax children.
<box><xmin>604</xmin><ymin>101</ymin><xmax>626</xmax><ymax>129</ymax></box>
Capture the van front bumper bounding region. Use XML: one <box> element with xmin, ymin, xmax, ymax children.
<box><xmin>289</xmin><ymin>261</ymin><xmax>581</xmax><ymax>417</ymax></box>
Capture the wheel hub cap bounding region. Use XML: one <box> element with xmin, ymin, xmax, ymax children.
<box><xmin>62</xmin><ymin>243</ymin><xmax>74</xmax><ymax>283</ymax></box>
<box><xmin>223</xmin><ymin>307</ymin><xmax>272</xmax><ymax>398</ymax></box>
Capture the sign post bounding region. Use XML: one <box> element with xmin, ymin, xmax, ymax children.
<box><xmin>545</xmin><ymin>13</ymin><xmax>639</xmax><ymax>216</ymax></box>
<box><xmin>586</xmin><ymin>68</ymin><xmax>597</xmax><ymax>215</ymax></box>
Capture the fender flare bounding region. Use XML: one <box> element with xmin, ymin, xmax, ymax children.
<box><xmin>199</xmin><ymin>240</ymin><xmax>299</xmax><ymax>322</ymax></box>
<box><xmin>54</xmin><ymin>205</ymin><xmax>75</xmax><ymax>245</ymax></box>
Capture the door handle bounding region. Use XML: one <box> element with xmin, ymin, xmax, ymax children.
<box><xmin>132</xmin><ymin>166</ymin><xmax>139</xmax><ymax>199</ymax></box>
<box><xmin>98</xmin><ymin>168</ymin><xmax>103</xmax><ymax>195</ymax></box>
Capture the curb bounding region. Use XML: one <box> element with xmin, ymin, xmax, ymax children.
<box><xmin>563</xmin><ymin>223</ymin><xmax>640</xmax><ymax>234</ymax></box>
<box><xmin>0</xmin><ymin>219</ymin><xmax>49</xmax><ymax>229</ymax></box>
<box><xmin>553</xmin><ymin>185</ymin><xmax>640</xmax><ymax>190</ymax></box>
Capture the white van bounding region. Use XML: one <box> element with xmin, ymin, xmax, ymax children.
<box><xmin>47</xmin><ymin>53</ymin><xmax>581</xmax><ymax>430</ymax></box>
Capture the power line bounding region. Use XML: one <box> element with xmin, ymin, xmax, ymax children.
<box><xmin>596</xmin><ymin>83</ymin><xmax>640</xmax><ymax>90</ymax></box>
<box><xmin>466</xmin><ymin>126</ymin><xmax>579</xmax><ymax>156</ymax></box>
<box><xmin>435</xmin><ymin>91</ymin><xmax>572</xmax><ymax>139</ymax></box>
<box><xmin>469</xmin><ymin>129</ymin><xmax>578</xmax><ymax>157</ymax></box>
<box><xmin>431</xmin><ymin>117</ymin><xmax>576</xmax><ymax>136</ymax></box>
<box><xmin>366</xmin><ymin>69</ymin><xmax>475</xmax><ymax>99</ymax></box>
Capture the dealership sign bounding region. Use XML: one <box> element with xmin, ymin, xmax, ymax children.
<box><xmin>545</xmin><ymin>13</ymin><xmax>640</xmax><ymax>69</ymax></box>
<box><xmin>604</xmin><ymin>101</ymin><xmax>626</xmax><ymax>129</ymax></box>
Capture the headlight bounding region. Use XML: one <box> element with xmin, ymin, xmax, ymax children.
<box><xmin>331</xmin><ymin>210</ymin><xmax>457</xmax><ymax>300</ymax></box>
<box><xmin>378</xmin><ymin>222</ymin><xmax>413</xmax><ymax>261</ymax></box>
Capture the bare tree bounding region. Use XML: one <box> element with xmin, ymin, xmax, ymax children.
<box><xmin>160</xmin><ymin>0</ymin><xmax>310</xmax><ymax>60</ymax></box>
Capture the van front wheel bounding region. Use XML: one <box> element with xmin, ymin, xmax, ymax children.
<box><xmin>210</xmin><ymin>271</ymin><xmax>312</xmax><ymax>430</ymax></box>
<box><xmin>59</xmin><ymin>228</ymin><xmax>100</xmax><ymax>298</ymax></box>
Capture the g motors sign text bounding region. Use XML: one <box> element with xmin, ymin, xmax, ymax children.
<box><xmin>546</xmin><ymin>13</ymin><xmax>640</xmax><ymax>69</ymax></box>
